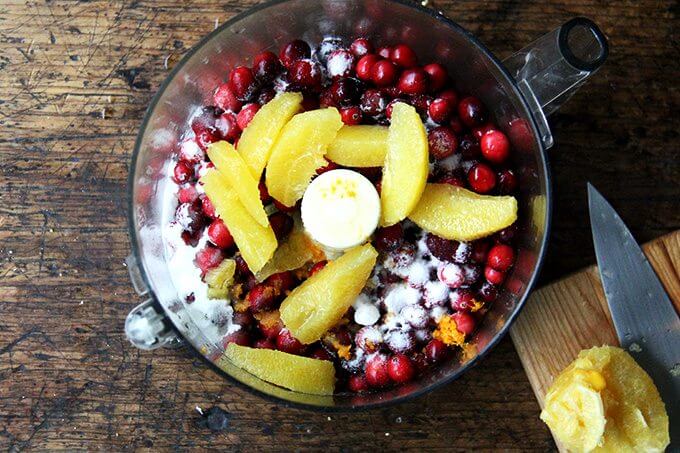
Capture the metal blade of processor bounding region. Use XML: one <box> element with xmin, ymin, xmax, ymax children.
<box><xmin>588</xmin><ymin>183</ymin><xmax>680</xmax><ymax>446</ymax></box>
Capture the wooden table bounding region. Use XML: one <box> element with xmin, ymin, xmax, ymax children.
<box><xmin>1</xmin><ymin>0</ymin><xmax>678</xmax><ymax>450</ymax></box>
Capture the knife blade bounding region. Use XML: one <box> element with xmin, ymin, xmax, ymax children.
<box><xmin>588</xmin><ymin>183</ymin><xmax>680</xmax><ymax>446</ymax></box>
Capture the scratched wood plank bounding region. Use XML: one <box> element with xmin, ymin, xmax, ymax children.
<box><xmin>0</xmin><ymin>0</ymin><xmax>678</xmax><ymax>450</ymax></box>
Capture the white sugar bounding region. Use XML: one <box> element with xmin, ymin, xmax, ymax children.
<box><xmin>353</xmin><ymin>294</ymin><xmax>381</xmax><ymax>326</ymax></box>
<box><xmin>424</xmin><ymin>280</ymin><xmax>449</xmax><ymax>307</ymax></box>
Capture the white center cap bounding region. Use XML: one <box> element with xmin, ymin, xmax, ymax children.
<box><xmin>301</xmin><ymin>169</ymin><xmax>381</xmax><ymax>251</ymax></box>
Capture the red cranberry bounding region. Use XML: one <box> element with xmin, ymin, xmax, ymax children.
<box><xmin>450</xmin><ymin>289</ymin><xmax>476</xmax><ymax>311</ymax></box>
<box><xmin>340</xmin><ymin>106</ymin><xmax>362</xmax><ymax>125</ymax></box>
<box><xmin>176</xmin><ymin>200</ymin><xmax>206</xmax><ymax>236</ymax></box>
<box><xmin>480</xmin><ymin>130</ymin><xmax>510</xmax><ymax>164</ymax></box>
<box><xmin>374</xmin><ymin>223</ymin><xmax>404</xmax><ymax>252</ymax></box>
<box><xmin>484</xmin><ymin>266</ymin><xmax>506</xmax><ymax>285</ymax></box>
<box><xmin>438</xmin><ymin>88</ymin><xmax>458</xmax><ymax>105</ymax></box>
<box><xmin>315</xmin><ymin>37</ymin><xmax>343</xmax><ymax>63</ymax></box>
<box><xmin>360</xmin><ymin>89</ymin><xmax>388</xmax><ymax>117</ymax></box>
<box><xmin>236</xmin><ymin>103</ymin><xmax>260</xmax><ymax>130</ymax></box>
<box><xmin>385</xmin><ymin>329</ymin><xmax>415</xmax><ymax>354</ymax></box>
<box><xmin>423</xmin><ymin>63</ymin><xmax>448</xmax><ymax>91</ymax></box>
<box><xmin>356</xmin><ymin>54</ymin><xmax>379</xmax><ymax>81</ymax></box>
<box><xmin>452</xmin><ymin>312</ymin><xmax>476</xmax><ymax>335</ymax></box>
<box><xmin>449</xmin><ymin>117</ymin><xmax>464</xmax><ymax>134</ymax></box>
<box><xmin>223</xmin><ymin>330</ymin><xmax>251</xmax><ymax>347</ymax></box>
<box><xmin>268</xmin><ymin>212</ymin><xmax>294</xmax><ymax>240</ymax></box>
<box><xmin>473</xmin><ymin>123</ymin><xmax>496</xmax><ymax>140</ymax></box>
<box><xmin>425</xmin><ymin>233</ymin><xmax>458</xmax><ymax>262</ymax></box>
<box><xmin>347</xmin><ymin>374</ymin><xmax>369</xmax><ymax>392</ymax></box>
<box><xmin>478</xmin><ymin>281</ymin><xmax>498</xmax><ymax>302</ymax></box>
<box><xmin>458</xmin><ymin>96</ymin><xmax>487</xmax><ymax>127</ymax></box>
<box><xmin>487</xmin><ymin>244</ymin><xmax>515</xmax><ymax>271</ymax></box>
<box><xmin>290</xmin><ymin>59</ymin><xmax>321</xmax><ymax>88</ymax></box>
<box><xmin>309</xmin><ymin>346</ymin><xmax>332</xmax><ymax>361</ymax></box>
<box><xmin>365</xmin><ymin>354</ymin><xmax>390</xmax><ymax>387</ymax></box>
<box><xmin>301</xmin><ymin>93</ymin><xmax>321</xmax><ymax>111</ymax></box>
<box><xmin>279</xmin><ymin>39</ymin><xmax>311</xmax><ymax>69</ymax></box>
<box><xmin>329</xmin><ymin>77</ymin><xmax>362</xmax><ymax>106</ymax></box>
<box><xmin>350</xmin><ymin>38</ymin><xmax>372</xmax><ymax>56</ymax></box>
<box><xmin>387</xmin><ymin>354</ymin><xmax>415</xmax><ymax>383</ymax></box>
<box><xmin>258</xmin><ymin>89</ymin><xmax>276</xmax><ymax>105</ymax></box>
<box><xmin>354</xmin><ymin>326</ymin><xmax>383</xmax><ymax>352</ymax></box>
<box><xmin>390</xmin><ymin>44</ymin><xmax>417</xmax><ymax>68</ymax></box>
<box><xmin>191</xmin><ymin>108</ymin><xmax>221</xmax><ymax>150</ymax></box>
<box><xmin>173</xmin><ymin>161</ymin><xmax>194</xmax><ymax>184</ymax></box>
<box><xmin>397</xmin><ymin>68</ymin><xmax>429</xmax><ymax>95</ymax></box>
<box><xmin>258</xmin><ymin>181</ymin><xmax>271</xmax><ymax>204</ymax></box>
<box><xmin>195</xmin><ymin>245</ymin><xmax>224</xmax><ymax>275</ymax></box>
<box><xmin>495</xmin><ymin>224</ymin><xmax>517</xmax><ymax>244</ymax></box>
<box><xmin>276</xmin><ymin>329</ymin><xmax>306</xmax><ymax>355</ymax></box>
<box><xmin>201</xmin><ymin>195</ymin><xmax>216</xmax><ymax>219</ymax></box>
<box><xmin>234</xmin><ymin>254</ymin><xmax>251</xmax><ymax>277</ymax></box>
<box><xmin>356</xmin><ymin>166</ymin><xmax>382</xmax><ymax>181</ymax></box>
<box><xmin>326</xmin><ymin>49</ymin><xmax>355</xmax><ymax>79</ymax></box>
<box><xmin>266</xmin><ymin>271</ymin><xmax>296</xmax><ymax>294</ymax></box>
<box><xmin>246</xmin><ymin>284</ymin><xmax>277</xmax><ymax>312</ymax></box>
<box><xmin>253</xmin><ymin>338</ymin><xmax>275</xmax><ymax>349</ymax></box>
<box><xmin>207</xmin><ymin>219</ymin><xmax>234</xmax><ymax>249</ymax></box>
<box><xmin>371</xmin><ymin>59</ymin><xmax>398</xmax><ymax>86</ymax></box>
<box><xmin>425</xmin><ymin>339</ymin><xmax>449</xmax><ymax>363</ymax></box>
<box><xmin>214</xmin><ymin>112</ymin><xmax>240</xmax><ymax>142</ymax></box>
<box><xmin>459</xmin><ymin>135</ymin><xmax>481</xmax><ymax>159</ymax></box>
<box><xmin>471</xmin><ymin>240</ymin><xmax>490</xmax><ymax>263</ymax></box>
<box><xmin>497</xmin><ymin>169</ymin><xmax>518</xmax><ymax>194</ymax></box>
<box><xmin>438</xmin><ymin>263</ymin><xmax>465</xmax><ymax>288</ymax></box>
<box><xmin>177</xmin><ymin>185</ymin><xmax>198</xmax><ymax>204</ymax></box>
<box><xmin>376</xmin><ymin>46</ymin><xmax>391</xmax><ymax>58</ymax></box>
<box><xmin>229</xmin><ymin>66</ymin><xmax>258</xmax><ymax>101</ymax></box>
<box><xmin>309</xmin><ymin>261</ymin><xmax>327</xmax><ymax>276</ymax></box>
<box><xmin>253</xmin><ymin>51</ymin><xmax>282</xmax><ymax>83</ymax></box>
<box><xmin>428</xmin><ymin>98</ymin><xmax>454</xmax><ymax>124</ymax></box>
<box><xmin>179</xmin><ymin>139</ymin><xmax>205</xmax><ymax>164</ymax></box>
<box><xmin>428</xmin><ymin>127</ymin><xmax>458</xmax><ymax>160</ymax></box>
<box><xmin>213</xmin><ymin>83</ymin><xmax>243</xmax><ymax>112</ymax></box>
<box><xmin>259</xmin><ymin>318</ymin><xmax>282</xmax><ymax>339</ymax></box>
<box><xmin>316</xmin><ymin>161</ymin><xmax>339</xmax><ymax>175</ymax></box>
<box><xmin>272</xmin><ymin>198</ymin><xmax>296</xmax><ymax>213</ymax></box>
<box><xmin>438</xmin><ymin>174</ymin><xmax>465</xmax><ymax>187</ymax></box>
<box><xmin>467</xmin><ymin>163</ymin><xmax>496</xmax><ymax>194</ymax></box>
<box><xmin>233</xmin><ymin>310</ymin><xmax>254</xmax><ymax>327</ymax></box>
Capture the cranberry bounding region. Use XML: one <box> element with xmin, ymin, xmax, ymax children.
<box><xmin>347</xmin><ymin>374</ymin><xmax>369</xmax><ymax>392</ymax></box>
<box><xmin>326</xmin><ymin>49</ymin><xmax>355</xmax><ymax>79</ymax></box>
<box><xmin>309</xmin><ymin>346</ymin><xmax>332</xmax><ymax>361</ymax></box>
<box><xmin>467</xmin><ymin>163</ymin><xmax>496</xmax><ymax>194</ymax></box>
<box><xmin>266</xmin><ymin>271</ymin><xmax>296</xmax><ymax>294</ymax></box>
<box><xmin>385</xmin><ymin>99</ymin><xmax>400</xmax><ymax>119</ymax></box>
<box><xmin>173</xmin><ymin>161</ymin><xmax>194</xmax><ymax>184</ymax></box>
<box><xmin>309</xmin><ymin>260</ymin><xmax>327</xmax><ymax>276</ymax></box>
<box><xmin>397</xmin><ymin>68</ymin><xmax>429</xmax><ymax>95</ymax></box>
<box><xmin>301</xmin><ymin>94</ymin><xmax>321</xmax><ymax>111</ymax></box>
<box><xmin>318</xmin><ymin>89</ymin><xmax>337</xmax><ymax>108</ymax></box>
<box><xmin>428</xmin><ymin>98</ymin><xmax>454</xmax><ymax>124</ymax></box>
<box><xmin>268</xmin><ymin>212</ymin><xmax>294</xmax><ymax>240</ymax></box>
<box><xmin>390</xmin><ymin>44</ymin><xmax>417</xmax><ymax>68</ymax></box>
<box><xmin>462</xmin><ymin>264</ymin><xmax>482</xmax><ymax>285</ymax></box>
<box><xmin>276</xmin><ymin>329</ymin><xmax>306</xmax><ymax>355</ymax></box>
<box><xmin>272</xmin><ymin>198</ymin><xmax>296</xmax><ymax>213</ymax></box>
<box><xmin>359</xmin><ymin>89</ymin><xmax>388</xmax><ymax>117</ymax></box>
<box><xmin>459</xmin><ymin>135</ymin><xmax>481</xmax><ymax>159</ymax></box>
<box><xmin>340</xmin><ymin>106</ymin><xmax>362</xmax><ymax>125</ymax></box>
<box><xmin>236</xmin><ymin>103</ymin><xmax>260</xmax><ymax>130</ymax></box>
<box><xmin>279</xmin><ymin>39</ymin><xmax>311</xmax><ymax>69</ymax></box>
<box><xmin>315</xmin><ymin>37</ymin><xmax>343</xmax><ymax>63</ymax></box>
<box><xmin>458</xmin><ymin>96</ymin><xmax>487</xmax><ymax>127</ymax></box>
<box><xmin>385</xmin><ymin>329</ymin><xmax>415</xmax><ymax>354</ymax></box>
<box><xmin>201</xmin><ymin>195</ymin><xmax>216</xmax><ymax>219</ymax></box>
<box><xmin>223</xmin><ymin>330</ymin><xmax>251</xmax><ymax>347</ymax></box>
<box><xmin>376</xmin><ymin>46</ymin><xmax>391</xmax><ymax>58</ymax></box>
<box><xmin>213</xmin><ymin>83</ymin><xmax>243</xmax><ymax>112</ymax></box>
<box><xmin>258</xmin><ymin>89</ymin><xmax>276</xmax><ymax>105</ymax></box>
<box><xmin>449</xmin><ymin>117</ymin><xmax>464</xmax><ymax>134</ymax></box>
<box><xmin>425</xmin><ymin>339</ymin><xmax>448</xmax><ymax>363</ymax></box>
<box><xmin>259</xmin><ymin>318</ymin><xmax>282</xmax><ymax>339</ymax></box>
<box><xmin>356</xmin><ymin>54</ymin><xmax>379</xmax><ymax>81</ymax></box>
<box><xmin>290</xmin><ymin>59</ymin><xmax>321</xmax><ymax>88</ymax></box>
<box><xmin>487</xmin><ymin>244</ymin><xmax>515</xmax><ymax>271</ymax></box>
<box><xmin>179</xmin><ymin>139</ymin><xmax>205</xmax><ymax>164</ymax></box>
<box><xmin>350</xmin><ymin>38</ymin><xmax>372</xmax><ymax>57</ymax></box>
<box><xmin>497</xmin><ymin>169</ymin><xmax>518</xmax><ymax>194</ymax></box>
<box><xmin>451</xmin><ymin>312</ymin><xmax>475</xmax><ymax>335</ymax></box>
<box><xmin>355</xmin><ymin>326</ymin><xmax>383</xmax><ymax>352</ymax></box>
<box><xmin>176</xmin><ymin>200</ymin><xmax>206</xmax><ymax>236</ymax></box>
<box><xmin>495</xmin><ymin>224</ymin><xmax>517</xmax><ymax>244</ymax></box>
<box><xmin>316</xmin><ymin>161</ymin><xmax>339</xmax><ymax>175</ymax></box>
<box><xmin>259</xmin><ymin>180</ymin><xmax>271</xmax><ymax>204</ymax></box>
<box><xmin>252</xmin><ymin>51</ymin><xmax>282</xmax><ymax>83</ymax></box>
<box><xmin>207</xmin><ymin>219</ymin><xmax>234</xmax><ymax>249</ymax></box>
<box><xmin>450</xmin><ymin>289</ymin><xmax>476</xmax><ymax>311</ymax></box>
<box><xmin>214</xmin><ymin>112</ymin><xmax>240</xmax><ymax>142</ymax></box>
<box><xmin>471</xmin><ymin>240</ymin><xmax>490</xmax><ymax>263</ymax></box>
<box><xmin>484</xmin><ymin>266</ymin><xmax>506</xmax><ymax>285</ymax></box>
<box><xmin>423</xmin><ymin>63</ymin><xmax>448</xmax><ymax>91</ymax></box>
<box><xmin>329</xmin><ymin>77</ymin><xmax>362</xmax><ymax>106</ymax></box>
<box><xmin>478</xmin><ymin>281</ymin><xmax>498</xmax><ymax>302</ymax></box>
<box><xmin>473</xmin><ymin>123</ymin><xmax>496</xmax><ymax>140</ymax></box>
<box><xmin>194</xmin><ymin>245</ymin><xmax>224</xmax><ymax>275</ymax></box>
<box><xmin>233</xmin><ymin>310</ymin><xmax>254</xmax><ymax>326</ymax></box>
<box><xmin>425</xmin><ymin>233</ymin><xmax>458</xmax><ymax>262</ymax></box>
<box><xmin>374</xmin><ymin>223</ymin><xmax>404</xmax><ymax>252</ymax></box>
<box><xmin>480</xmin><ymin>130</ymin><xmax>510</xmax><ymax>164</ymax></box>
<box><xmin>387</xmin><ymin>354</ymin><xmax>415</xmax><ymax>383</ymax></box>
<box><xmin>371</xmin><ymin>59</ymin><xmax>398</xmax><ymax>86</ymax></box>
<box><xmin>253</xmin><ymin>338</ymin><xmax>275</xmax><ymax>349</ymax></box>
<box><xmin>246</xmin><ymin>284</ymin><xmax>277</xmax><ymax>312</ymax></box>
<box><xmin>191</xmin><ymin>108</ymin><xmax>221</xmax><ymax>150</ymax></box>
<box><xmin>229</xmin><ymin>66</ymin><xmax>258</xmax><ymax>101</ymax></box>
<box><xmin>400</xmin><ymin>305</ymin><xmax>429</xmax><ymax>329</ymax></box>
<box><xmin>438</xmin><ymin>263</ymin><xmax>465</xmax><ymax>288</ymax></box>
<box><xmin>428</xmin><ymin>127</ymin><xmax>458</xmax><ymax>160</ymax></box>
<box><xmin>438</xmin><ymin>174</ymin><xmax>465</xmax><ymax>187</ymax></box>
<box><xmin>234</xmin><ymin>254</ymin><xmax>251</xmax><ymax>277</ymax></box>
<box><xmin>177</xmin><ymin>185</ymin><xmax>198</xmax><ymax>204</ymax></box>
<box><xmin>356</xmin><ymin>166</ymin><xmax>382</xmax><ymax>181</ymax></box>
<box><xmin>365</xmin><ymin>354</ymin><xmax>390</xmax><ymax>387</ymax></box>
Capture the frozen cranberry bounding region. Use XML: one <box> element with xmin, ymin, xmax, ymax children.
<box><xmin>258</xmin><ymin>181</ymin><xmax>271</xmax><ymax>204</ymax></box>
<box><xmin>449</xmin><ymin>117</ymin><xmax>464</xmax><ymax>134</ymax></box>
<box><xmin>484</xmin><ymin>266</ymin><xmax>506</xmax><ymax>285</ymax></box>
<box><xmin>390</xmin><ymin>44</ymin><xmax>417</xmax><ymax>68</ymax></box>
<box><xmin>177</xmin><ymin>185</ymin><xmax>198</xmax><ymax>204</ymax></box>
<box><xmin>374</xmin><ymin>223</ymin><xmax>403</xmax><ymax>252</ymax></box>
<box><xmin>309</xmin><ymin>260</ymin><xmax>327</xmax><ymax>276</ymax></box>
<box><xmin>386</xmin><ymin>329</ymin><xmax>415</xmax><ymax>354</ymax></box>
<box><xmin>246</xmin><ymin>284</ymin><xmax>277</xmax><ymax>312</ymax></box>
<box><xmin>195</xmin><ymin>245</ymin><xmax>224</xmax><ymax>275</ymax></box>
<box><xmin>385</xmin><ymin>99</ymin><xmax>400</xmax><ymax>119</ymax></box>
<box><xmin>471</xmin><ymin>240</ymin><xmax>490</xmax><ymax>264</ymax></box>
<box><xmin>425</xmin><ymin>234</ymin><xmax>456</xmax><ymax>262</ymax></box>
<box><xmin>400</xmin><ymin>305</ymin><xmax>429</xmax><ymax>329</ymax></box>
<box><xmin>192</xmin><ymin>108</ymin><xmax>221</xmax><ymax>150</ymax></box>
<box><xmin>234</xmin><ymin>254</ymin><xmax>251</xmax><ymax>277</ymax></box>
<box><xmin>452</xmin><ymin>312</ymin><xmax>475</xmax><ymax>335</ymax></box>
<box><xmin>438</xmin><ymin>174</ymin><xmax>465</xmax><ymax>187</ymax></box>
<box><xmin>223</xmin><ymin>330</ymin><xmax>251</xmax><ymax>347</ymax></box>
<box><xmin>258</xmin><ymin>88</ymin><xmax>276</xmax><ymax>105</ymax></box>
<box><xmin>497</xmin><ymin>169</ymin><xmax>518</xmax><ymax>194</ymax></box>
<box><xmin>290</xmin><ymin>59</ymin><xmax>321</xmax><ymax>88</ymax></box>
<box><xmin>428</xmin><ymin>127</ymin><xmax>458</xmax><ymax>160</ymax></box>
<box><xmin>487</xmin><ymin>244</ymin><xmax>515</xmax><ymax>271</ymax></box>
<box><xmin>266</xmin><ymin>271</ymin><xmax>296</xmax><ymax>294</ymax></box>
<box><xmin>309</xmin><ymin>346</ymin><xmax>332</xmax><ymax>361</ymax></box>
<box><xmin>495</xmin><ymin>224</ymin><xmax>517</xmax><ymax>244</ymax></box>
<box><xmin>462</xmin><ymin>264</ymin><xmax>482</xmax><ymax>285</ymax></box>
<box><xmin>376</xmin><ymin>46</ymin><xmax>391</xmax><ymax>58</ymax></box>
<box><xmin>176</xmin><ymin>200</ymin><xmax>206</xmax><ymax>236</ymax></box>
<box><xmin>371</xmin><ymin>59</ymin><xmax>397</xmax><ymax>86</ymax></box>
<box><xmin>438</xmin><ymin>88</ymin><xmax>458</xmax><ymax>105</ymax></box>
<box><xmin>233</xmin><ymin>310</ymin><xmax>254</xmax><ymax>326</ymax></box>
<box><xmin>356</xmin><ymin>166</ymin><xmax>382</xmax><ymax>181</ymax></box>
<box><xmin>326</xmin><ymin>49</ymin><xmax>355</xmax><ymax>79</ymax></box>
<box><xmin>229</xmin><ymin>66</ymin><xmax>257</xmax><ymax>101</ymax></box>
<box><xmin>316</xmin><ymin>161</ymin><xmax>339</xmax><ymax>175</ymax></box>
<box><xmin>253</xmin><ymin>51</ymin><xmax>282</xmax><ymax>83</ymax></box>
<box><xmin>423</xmin><ymin>63</ymin><xmax>448</xmax><ymax>91</ymax></box>
<box><xmin>355</xmin><ymin>326</ymin><xmax>383</xmax><ymax>352</ymax></box>
<box><xmin>272</xmin><ymin>198</ymin><xmax>296</xmax><ymax>213</ymax></box>
<box><xmin>438</xmin><ymin>263</ymin><xmax>465</xmax><ymax>288</ymax></box>
<box><xmin>480</xmin><ymin>130</ymin><xmax>510</xmax><ymax>164</ymax></box>
<box><xmin>387</xmin><ymin>354</ymin><xmax>415</xmax><ymax>383</ymax></box>
<box><xmin>213</xmin><ymin>83</ymin><xmax>243</xmax><ymax>112</ymax></box>
<box><xmin>360</xmin><ymin>89</ymin><xmax>388</xmax><ymax>117</ymax></box>
<box><xmin>340</xmin><ymin>106</ymin><xmax>362</xmax><ymax>125</ymax></box>
<box><xmin>459</xmin><ymin>135</ymin><xmax>481</xmax><ymax>159</ymax></box>
<box><xmin>365</xmin><ymin>354</ymin><xmax>390</xmax><ymax>387</ymax></box>
<box><xmin>297</xmin><ymin>93</ymin><xmax>319</xmax><ymax>111</ymax></box>
<box><xmin>329</xmin><ymin>77</ymin><xmax>362</xmax><ymax>106</ymax></box>
<box><xmin>207</xmin><ymin>219</ymin><xmax>234</xmax><ymax>249</ymax></box>
<box><xmin>236</xmin><ymin>103</ymin><xmax>260</xmax><ymax>130</ymax></box>
<box><xmin>356</xmin><ymin>54</ymin><xmax>380</xmax><ymax>81</ymax></box>
<box><xmin>214</xmin><ymin>112</ymin><xmax>240</xmax><ymax>142</ymax></box>
<box><xmin>397</xmin><ymin>68</ymin><xmax>429</xmax><ymax>95</ymax></box>
<box><xmin>409</xmin><ymin>94</ymin><xmax>433</xmax><ymax>116</ymax></box>
<box><xmin>279</xmin><ymin>39</ymin><xmax>311</xmax><ymax>69</ymax></box>
<box><xmin>425</xmin><ymin>339</ymin><xmax>448</xmax><ymax>363</ymax></box>
<box><xmin>478</xmin><ymin>281</ymin><xmax>498</xmax><ymax>302</ymax></box>
<box><xmin>428</xmin><ymin>98</ymin><xmax>454</xmax><ymax>124</ymax></box>
<box><xmin>276</xmin><ymin>329</ymin><xmax>306</xmax><ymax>355</ymax></box>
<box><xmin>315</xmin><ymin>37</ymin><xmax>343</xmax><ymax>63</ymax></box>
<box><xmin>179</xmin><ymin>139</ymin><xmax>204</xmax><ymax>164</ymax></box>
<box><xmin>201</xmin><ymin>195</ymin><xmax>216</xmax><ymax>219</ymax></box>
<box><xmin>268</xmin><ymin>212</ymin><xmax>294</xmax><ymax>240</ymax></box>
<box><xmin>458</xmin><ymin>96</ymin><xmax>487</xmax><ymax>127</ymax></box>
<box><xmin>467</xmin><ymin>163</ymin><xmax>496</xmax><ymax>194</ymax></box>
<box><xmin>473</xmin><ymin>123</ymin><xmax>496</xmax><ymax>140</ymax></box>
<box><xmin>347</xmin><ymin>374</ymin><xmax>369</xmax><ymax>392</ymax></box>
<box><xmin>350</xmin><ymin>38</ymin><xmax>372</xmax><ymax>56</ymax></box>
<box><xmin>450</xmin><ymin>289</ymin><xmax>476</xmax><ymax>311</ymax></box>
<box><xmin>253</xmin><ymin>338</ymin><xmax>275</xmax><ymax>349</ymax></box>
<box><xmin>173</xmin><ymin>161</ymin><xmax>194</xmax><ymax>184</ymax></box>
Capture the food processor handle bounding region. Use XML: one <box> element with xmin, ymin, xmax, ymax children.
<box><xmin>503</xmin><ymin>17</ymin><xmax>609</xmax><ymax>149</ymax></box>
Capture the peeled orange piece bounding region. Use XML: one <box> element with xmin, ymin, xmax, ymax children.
<box><xmin>205</xmin><ymin>258</ymin><xmax>236</xmax><ymax>299</ymax></box>
<box><xmin>380</xmin><ymin>102</ymin><xmax>428</xmax><ymax>226</ymax></box>
<box><xmin>326</xmin><ymin>125</ymin><xmax>388</xmax><ymax>167</ymax></box>
<box><xmin>409</xmin><ymin>184</ymin><xmax>517</xmax><ymax>241</ymax></box>
<box><xmin>266</xmin><ymin>107</ymin><xmax>343</xmax><ymax>207</ymax></box>
<box><xmin>223</xmin><ymin>344</ymin><xmax>335</xmax><ymax>395</ymax></box>
<box><xmin>255</xmin><ymin>220</ymin><xmax>319</xmax><ymax>281</ymax></box>
<box><xmin>238</xmin><ymin>92</ymin><xmax>303</xmax><ymax>178</ymax></box>
<box><xmin>207</xmin><ymin>141</ymin><xmax>268</xmax><ymax>226</ymax></box>
<box><xmin>280</xmin><ymin>243</ymin><xmax>378</xmax><ymax>344</ymax></box>
<box><xmin>201</xmin><ymin>170</ymin><xmax>277</xmax><ymax>273</ymax></box>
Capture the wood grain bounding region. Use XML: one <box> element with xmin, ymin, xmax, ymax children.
<box><xmin>511</xmin><ymin>230</ymin><xmax>680</xmax><ymax>450</ymax></box>
<box><xmin>0</xmin><ymin>0</ymin><xmax>678</xmax><ymax>450</ymax></box>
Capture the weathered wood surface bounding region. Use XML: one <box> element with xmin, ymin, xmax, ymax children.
<box><xmin>0</xmin><ymin>0</ymin><xmax>677</xmax><ymax>450</ymax></box>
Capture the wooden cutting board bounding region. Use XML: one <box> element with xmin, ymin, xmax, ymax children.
<box><xmin>510</xmin><ymin>230</ymin><xmax>680</xmax><ymax>449</ymax></box>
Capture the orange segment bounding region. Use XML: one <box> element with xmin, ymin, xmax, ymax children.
<box><xmin>326</xmin><ymin>125</ymin><xmax>388</xmax><ymax>167</ymax></box>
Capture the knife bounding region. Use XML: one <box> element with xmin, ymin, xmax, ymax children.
<box><xmin>588</xmin><ymin>183</ymin><xmax>680</xmax><ymax>447</ymax></box>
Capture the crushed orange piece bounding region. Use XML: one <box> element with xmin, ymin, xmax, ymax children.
<box><xmin>233</xmin><ymin>299</ymin><xmax>249</xmax><ymax>313</ymax></box>
<box><xmin>469</xmin><ymin>299</ymin><xmax>484</xmax><ymax>312</ymax></box>
<box><xmin>433</xmin><ymin>315</ymin><xmax>466</xmax><ymax>346</ymax></box>
<box><xmin>323</xmin><ymin>333</ymin><xmax>352</xmax><ymax>360</ymax></box>
<box><xmin>254</xmin><ymin>310</ymin><xmax>280</xmax><ymax>328</ymax></box>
